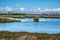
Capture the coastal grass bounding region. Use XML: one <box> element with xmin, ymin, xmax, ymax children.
<box><xmin>0</xmin><ymin>31</ymin><xmax>60</xmax><ymax>40</ymax></box>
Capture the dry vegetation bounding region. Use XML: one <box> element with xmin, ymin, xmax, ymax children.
<box><xmin>0</xmin><ymin>31</ymin><xmax>60</xmax><ymax>40</ymax></box>
<box><xmin>0</xmin><ymin>18</ymin><xmax>21</xmax><ymax>23</ymax></box>
<box><xmin>0</xmin><ymin>13</ymin><xmax>60</xmax><ymax>18</ymax></box>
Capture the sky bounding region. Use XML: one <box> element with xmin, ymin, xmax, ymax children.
<box><xmin>0</xmin><ymin>0</ymin><xmax>60</xmax><ymax>13</ymax></box>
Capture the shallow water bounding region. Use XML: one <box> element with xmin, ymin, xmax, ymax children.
<box><xmin>0</xmin><ymin>18</ymin><xmax>60</xmax><ymax>34</ymax></box>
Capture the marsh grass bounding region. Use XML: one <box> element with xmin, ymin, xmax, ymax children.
<box><xmin>0</xmin><ymin>31</ymin><xmax>60</xmax><ymax>40</ymax></box>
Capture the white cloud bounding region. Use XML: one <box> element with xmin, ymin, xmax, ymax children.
<box><xmin>28</xmin><ymin>8</ymin><xmax>42</xmax><ymax>12</ymax></box>
<box><xmin>43</xmin><ymin>8</ymin><xmax>52</xmax><ymax>12</ymax></box>
<box><xmin>0</xmin><ymin>7</ymin><xmax>60</xmax><ymax>13</ymax></box>
<box><xmin>43</xmin><ymin>8</ymin><xmax>60</xmax><ymax>12</ymax></box>
<box><xmin>19</xmin><ymin>7</ymin><xmax>25</xmax><ymax>11</ymax></box>
<box><xmin>0</xmin><ymin>8</ymin><xmax>4</xmax><ymax>11</ymax></box>
<box><xmin>57</xmin><ymin>8</ymin><xmax>60</xmax><ymax>11</ymax></box>
<box><xmin>16</xmin><ymin>4</ymin><xmax>22</xmax><ymax>7</ymax></box>
<box><xmin>53</xmin><ymin>8</ymin><xmax>60</xmax><ymax>11</ymax></box>
<box><xmin>53</xmin><ymin>8</ymin><xmax>57</xmax><ymax>11</ymax></box>
<box><xmin>16</xmin><ymin>4</ymin><xmax>25</xmax><ymax>11</ymax></box>
<box><xmin>32</xmin><ymin>9</ymin><xmax>37</xmax><ymax>12</ymax></box>
<box><xmin>5</xmin><ymin>7</ymin><xmax>12</xmax><ymax>11</ymax></box>
<box><xmin>37</xmin><ymin>8</ymin><xmax>42</xmax><ymax>11</ymax></box>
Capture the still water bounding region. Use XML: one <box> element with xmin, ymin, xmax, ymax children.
<box><xmin>0</xmin><ymin>18</ymin><xmax>60</xmax><ymax>34</ymax></box>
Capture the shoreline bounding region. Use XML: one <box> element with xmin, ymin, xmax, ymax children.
<box><xmin>0</xmin><ymin>18</ymin><xmax>21</xmax><ymax>23</ymax></box>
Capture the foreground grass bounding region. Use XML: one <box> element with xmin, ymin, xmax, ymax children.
<box><xmin>0</xmin><ymin>31</ymin><xmax>60</xmax><ymax>40</ymax></box>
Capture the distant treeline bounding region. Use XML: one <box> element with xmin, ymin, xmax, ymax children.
<box><xmin>0</xmin><ymin>13</ymin><xmax>26</xmax><ymax>15</ymax></box>
<box><xmin>0</xmin><ymin>13</ymin><xmax>60</xmax><ymax>15</ymax></box>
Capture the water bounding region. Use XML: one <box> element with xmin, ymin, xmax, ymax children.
<box><xmin>0</xmin><ymin>18</ymin><xmax>60</xmax><ymax>34</ymax></box>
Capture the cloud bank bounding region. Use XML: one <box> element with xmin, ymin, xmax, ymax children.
<box><xmin>0</xmin><ymin>6</ymin><xmax>60</xmax><ymax>13</ymax></box>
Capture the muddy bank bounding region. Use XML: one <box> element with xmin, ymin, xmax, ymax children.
<box><xmin>0</xmin><ymin>18</ymin><xmax>21</xmax><ymax>23</ymax></box>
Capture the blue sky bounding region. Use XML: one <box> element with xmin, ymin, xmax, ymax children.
<box><xmin>0</xmin><ymin>0</ymin><xmax>60</xmax><ymax>13</ymax></box>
